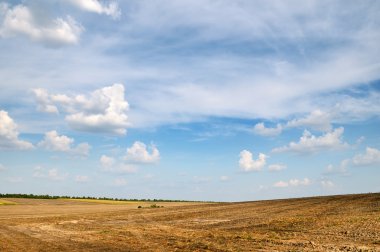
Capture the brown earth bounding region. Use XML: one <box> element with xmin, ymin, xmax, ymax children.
<box><xmin>0</xmin><ymin>193</ymin><xmax>379</xmax><ymax>251</ymax></box>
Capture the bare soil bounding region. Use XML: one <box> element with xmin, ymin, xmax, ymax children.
<box><xmin>0</xmin><ymin>193</ymin><xmax>379</xmax><ymax>251</ymax></box>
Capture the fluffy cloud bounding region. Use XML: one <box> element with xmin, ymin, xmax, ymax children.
<box><xmin>239</xmin><ymin>150</ymin><xmax>266</xmax><ymax>172</ymax></box>
<box><xmin>32</xmin><ymin>88</ymin><xmax>59</xmax><ymax>114</ymax></box>
<box><xmin>253</xmin><ymin>123</ymin><xmax>282</xmax><ymax>137</ymax></box>
<box><xmin>352</xmin><ymin>147</ymin><xmax>380</xmax><ymax>166</ymax></box>
<box><xmin>99</xmin><ymin>141</ymin><xmax>159</xmax><ymax>174</ymax></box>
<box><xmin>38</xmin><ymin>130</ymin><xmax>90</xmax><ymax>157</ymax></box>
<box><xmin>268</xmin><ymin>164</ymin><xmax>287</xmax><ymax>172</ymax></box>
<box><xmin>272</xmin><ymin>127</ymin><xmax>348</xmax><ymax>154</ymax></box>
<box><xmin>0</xmin><ymin>3</ymin><xmax>82</xmax><ymax>46</ymax></box>
<box><xmin>67</xmin><ymin>0</ymin><xmax>121</xmax><ymax>19</ymax></box>
<box><xmin>273</xmin><ymin>178</ymin><xmax>311</xmax><ymax>188</ymax></box>
<box><xmin>124</xmin><ymin>141</ymin><xmax>160</xmax><ymax>164</ymax></box>
<box><xmin>33</xmin><ymin>166</ymin><xmax>68</xmax><ymax>181</ymax></box>
<box><xmin>287</xmin><ymin>110</ymin><xmax>332</xmax><ymax>132</ymax></box>
<box><xmin>33</xmin><ymin>84</ymin><xmax>130</xmax><ymax>135</ymax></box>
<box><xmin>0</xmin><ymin>110</ymin><xmax>34</xmax><ymax>150</ymax></box>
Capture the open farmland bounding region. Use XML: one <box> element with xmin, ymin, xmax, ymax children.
<box><xmin>0</xmin><ymin>193</ymin><xmax>379</xmax><ymax>251</ymax></box>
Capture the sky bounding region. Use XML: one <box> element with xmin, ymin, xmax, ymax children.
<box><xmin>0</xmin><ymin>0</ymin><xmax>379</xmax><ymax>202</ymax></box>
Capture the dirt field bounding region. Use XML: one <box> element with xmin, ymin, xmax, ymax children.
<box><xmin>0</xmin><ymin>194</ymin><xmax>379</xmax><ymax>251</ymax></box>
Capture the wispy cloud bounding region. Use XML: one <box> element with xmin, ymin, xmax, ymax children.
<box><xmin>67</xmin><ymin>0</ymin><xmax>121</xmax><ymax>19</ymax></box>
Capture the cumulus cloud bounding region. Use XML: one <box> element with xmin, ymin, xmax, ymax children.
<box><xmin>0</xmin><ymin>3</ymin><xmax>83</xmax><ymax>46</ymax></box>
<box><xmin>287</xmin><ymin>110</ymin><xmax>332</xmax><ymax>132</ymax></box>
<box><xmin>67</xmin><ymin>0</ymin><xmax>121</xmax><ymax>19</ymax></box>
<box><xmin>124</xmin><ymin>141</ymin><xmax>160</xmax><ymax>164</ymax></box>
<box><xmin>273</xmin><ymin>178</ymin><xmax>311</xmax><ymax>188</ymax></box>
<box><xmin>268</xmin><ymin>164</ymin><xmax>287</xmax><ymax>172</ymax></box>
<box><xmin>33</xmin><ymin>84</ymin><xmax>130</xmax><ymax>135</ymax></box>
<box><xmin>0</xmin><ymin>110</ymin><xmax>34</xmax><ymax>150</ymax></box>
<box><xmin>33</xmin><ymin>166</ymin><xmax>68</xmax><ymax>181</ymax></box>
<box><xmin>272</xmin><ymin>127</ymin><xmax>348</xmax><ymax>154</ymax></box>
<box><xmin>239</xmin><ymin>150</ymin><xmax>266</xmax><ymax>172</ymax></box>
<box><xmin>253</xmin><ymin>122</ymin><xmax>282</xmax><ymax>137</ymax></box>
<box><xmin>352</xmin><ymin>147</ymin><xmax>380</xmax><ymax>166</ymax></box>
<box><xmin>32</xmin><ymin>88</ymin><xmax>59</xmax><ymax>114</ymax></box>
<box><xmin>38</xmin><ymin>130</ymin><xmax>90</xmax><ymax>157</ymax></box>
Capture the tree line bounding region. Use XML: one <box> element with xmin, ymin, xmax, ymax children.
<box><xmin>0</xmin><ymin>193</ymin><xmax>206</xmax><ymax>202</ymax></box>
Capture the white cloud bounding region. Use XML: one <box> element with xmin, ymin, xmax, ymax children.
<box><xmin>268</xmin><ymin>164</ymin><xmax>287</xmax><ymax>172</ymax></box>
<box><xmin>75</xmin><ymin>175</ymin><xmax>89</xmax><ymax>183</ymax></box>
<box><xmin>273</xmin><ymin>181</ymin><xmax>289</xmax><ymax>188</ymax></box>
<box><xmin>38</xmin><ymin>130</ymin><xmax>90</xmax><ymax>157</ymax></box>
<box><xmin>113</xmin><ymin>177</ymin><xmax>127</xmax><ymax>186</ymax></box>
<box><xmin>352</xmin><ymin>147</ymin><xmax>380</xmax><ymax>166</ymax></box>
<box><xmin>273</xmin><ymin>178</ymin><xmax>311</xmax><ymax>188</ymax></box>
<box><xmin>99</xmin><ymin>155</ymin><xmax>137</xmax><ymax>174</ymax></box>
<box><xmin>239</xmin><ymin>150</ymin><xmax>266</xmax><ymax>172</ymax></box>
<box><xmin>0</xmin><ymin>110</ymin><xmax>34</xmax><ymax>150</ymax></box>
<box><xmin>34</xmin><ymin>84</ymin><xmax>130</xmax><ymax>135</ymax></box>
<box><xmin>321</xmin><ymin>180</ymin><xmax>335</xmax><ymax>189</ymax></box>
<box><xmin>287</xmin><ymin>110</ymin><xmax>332</xmax><ymax>132</ymax></box>
<box><xmin>33</xmin><ymin>166</ymin><xmax>67</xmax><ymax>181</ymax></box>
<box><xmin>67</xmin><ymin>0</ymin><xmax>121</xmax><ymax>19</ymax></box>
<box><xmin>324</xmin><ymin>159</ymin><xmax>350</xmax><ymax>175</ymax></box>
<box><xmin>0</xmin><ymin>164</ymin><xmax>6</xmax><ymax>171</ymax></box>
<box><xmin>272</xmin><ymin>127</ymin><xmax>348</xmax><ymax>154</ymax></box>
<box><xmin>0</xmin><ymin>3</ymin><xmax>83</xmax><ymax>46</ymax></box>
<box><xmin>32</xmin><ymin>88</ymin><xmax>59</xmax><ymax>114</ymax></box>
<box><xmin>47</xmin><ymin>168</ymin><xmax>67</xmax><ymax>181</ymax></box>
<box><xmin>253</xmin><ymin>122</ymin><xmax>282</xmax><ymax>137</ymax></box>
<box><xmin>100</xmin><ymin>155</ymin><xmax>115</xmax><ymax>169</ymax></box>
<box><xmin>99</xmin><ymin>141</ymin><xmax>160</xmax><ymax>173</ymax></box>
<box><xmin>289</xmin><ymin>178</ymin><xmax>311</xmax><ymax>186</ymax></box>
<box><xmin>124</xmin><ymin>141</ymin><xmax>160</xmax><ymax>164</ymax></box>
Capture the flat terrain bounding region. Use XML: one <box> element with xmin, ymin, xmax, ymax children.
<box><xmin>0</xmin><ymin>194</ymin><xmax>379</xmax><ymax>251</ymax></box>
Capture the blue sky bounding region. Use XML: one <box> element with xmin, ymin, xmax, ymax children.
<box><xmin>0</xmin><ymin>0</ymin><xmax>379</xmax><ymax>201</ymax></box>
